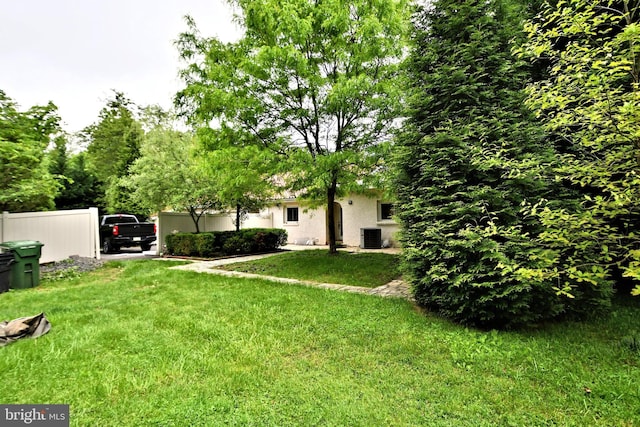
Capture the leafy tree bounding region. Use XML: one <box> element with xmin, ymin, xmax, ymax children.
<box><xmin>58</xmin><ymin>152</ymin><xmax>102</xmax><ymax>210</ymax></box>
<box><xmin>83</xmin><ymin>91</ymin><xmax>144</xmax><ymax>214</ymax></box>
<box><xmin>176</xmin><ymin>0</ymin><xmax>409</xmax><ymax>252</ymax></box>
<box><xmin>392</xmin><ymin>0</ymin><xmax>605</xmax><ymax>328</ymax></box>
<box><xmin>517</xmin><ymin>0</ymin><xmax>640</xmax><ymax>296</ymax></box>
<box><xmin>0</xmin><ymin>90</ymin><xmax>61</xmax><ymax>212</ymax></box>
<box><xmin>126</xmin><ymin>120</ymin><xmax>221</xmax><ymax>232</ymax></box>
<box><xmin>198</xmin><ymin>128</ymin><xmax>278</xmax><ymax>232</ymax></box>
<box><xmin>47</xmin><ymin>136</ymin><xmax>102</xmax><ymax>210</ymax></box>
<box><xmin>48</xmin><ymin>135</ymin><xmax>68</xmax><ymax>179</ymax></box>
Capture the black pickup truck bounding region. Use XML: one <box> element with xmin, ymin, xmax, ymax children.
<box><xmin>100</xmin><ymin>214</ymin><xmax>156</xmax><ymax>253</ymax></box>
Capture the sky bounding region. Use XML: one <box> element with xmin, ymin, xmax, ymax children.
<box><xmin>0</xmin><ymin>0</ymin><xmax>242</xmax><ymax>133</ymax></box>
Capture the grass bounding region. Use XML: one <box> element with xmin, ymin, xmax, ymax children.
<box><xmin>0</xmin><ymin>259</ymin><xmax>639</xmax><ymax>426</ymax></box>
<box><xmin>218</xmin><ymin>249</ymin><xmax>401</xmax><ymax>287</ymax></box>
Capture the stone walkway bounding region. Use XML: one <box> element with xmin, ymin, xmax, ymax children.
<box><xmin>165</xmin><ymin>249</ymin><xmax>413</xmax><ymax>301</ymax></box>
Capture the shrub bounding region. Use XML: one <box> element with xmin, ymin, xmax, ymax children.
<box><xmin>392</xmin><ymin>0</ymin><xmax>613</xmax><ymax>329</ymax></box>
<box><xmin>165</xmin><ymin>233</ymin><xmax>197</xmax><ymax>257</ymax></box>
<box><xmin>165</xmin><ymin>229</ymin><xmax>287</xmax><ymax>257</ymax></box>
<box><xmin>194</xmin><ymin>233</ymin><xmax>217</xmax><ymax>258</ymax></box>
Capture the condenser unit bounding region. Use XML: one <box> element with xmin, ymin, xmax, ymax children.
<box><xmin>360</xmin><ymin>228</ymin><xmax>382</xmax><ymax>249</ymax></box>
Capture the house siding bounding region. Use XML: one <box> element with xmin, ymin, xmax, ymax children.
<box><xmin>271</xmin><ymin>201</ymin><xmax>326</xmax><ymax>245</ymax></box>
<box><xmin>265</xmin><ymin>193</ymin><xmax>400</xmax><ymax>247</ymax></box>
<box><xmin>340</xmin><ymin>194</ymin><xmax>398</xmax><ymax>247</ymax></box>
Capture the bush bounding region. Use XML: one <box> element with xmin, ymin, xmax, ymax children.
<box><xmin>165</xmin><ymin>229</ymin><xmax>287</xmax><ymax>258</ymax></box>
<box><xmin>391</xmin><ymin>0</ymin><xmax>613</xmax><ymax>329</ymax></box>
<box><xmin>165</xmin><ymin>233</ymin><xmax>197</xmax><ymax>257</ymax></box>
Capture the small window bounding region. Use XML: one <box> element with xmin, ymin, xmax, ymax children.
<box><xmin>286</xmin><ymin>207</ymin><xmax>299</xmax><ymax>223</ymax></box>
<box><xmin>380</xmin><ymin>203</ymin><xmax>394</xmax><ymax>221</ymax></box>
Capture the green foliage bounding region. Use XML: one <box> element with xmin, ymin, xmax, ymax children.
<box><xmin>165</xmin><ymin>228</ymin><xmax>287</xmax><ymax>257</ymax></box>
<box><xmin>517</xmin><ymin>0</ymin><xmax>640</xmax><ymax>296</ymax></box>
<box><xmin>165</xmin><ymin>231</ymin><xmax>231</xmax><ymax>257</ymax></box>
<box><xmin>48</xmin><ymin>137</ymin><xmax>102</xmax><ymax>210</ymax></box>
<box><xmin>197</xmin><ymin>130</ymin><xmax>278</xmax><ymax>231</ymax></box>
<box><xmin>0</xmin><ymin>90</ymin><xmax>61</xmax><ymax>212</ymax></box>
<box><xmin>176</xmin><ymin>0</ymin><xmax>410</xmax><ymax>251</ymax></box>
<box><xmin>41</xmin><ymin>266</ymin><xmax>81</xmax><ymax>282</ymax></box>
<box><xmin>392</xmin><ymin>0</ymin><xmax>609</xmax><ymax>328</ymax></box>
<box><xmin>83</xmin><ymin>91</ymin><xmax>144</xmax><ymax>215</ymax></box>
<box><xmin>164</xmin><ymin>233</ymin><xmax>199</xmax><ymax>257</ymax></box>
<box><xmin>125</xmin><ymin>114</ymin><xmax>221</xmax><ymax>229</ymax></box>
<box><xmin>103</xmin><ymin>176</ymin><xmax>149</xmax><ymax>217</ymax></box>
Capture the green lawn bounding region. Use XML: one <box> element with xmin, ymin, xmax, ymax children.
<box><xmin>1</xmin><ymin>260</ymin><xmax>639</xmax><ymax>426</ymax></box>
<box><xmin>218</xmin><ymin>249</ymin><xmax>401</xmax><ymax>287</ymax></box>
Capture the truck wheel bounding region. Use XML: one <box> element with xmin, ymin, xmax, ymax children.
<box><xmin>103</xmin><ymin>239</ymin><xmax>113</xmax><ymax>254</ymax></box>
<box><xmin>140</xmin><ymin>243</ymin><xmax>151</xmax><ymax>252</ymax></box>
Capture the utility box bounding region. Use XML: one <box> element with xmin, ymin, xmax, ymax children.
<box><xmin>360</xmin><ymin>228</ymin><xmax>382</xmax><ymax>249</ymax></box>
<box><xmin>0</xmin><ymin>253</ymin><xmax>14</xmax><ymax>294</ymax></box>
<box><xmin>0</xmin><ymin>241</ymin><xmax>44</xmax><ymax>289</ymax></box>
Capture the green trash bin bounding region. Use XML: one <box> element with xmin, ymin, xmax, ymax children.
<box><xmin>0</xmin><ymin>241</ymin><xmax>44</xmax><ymax>289</ymax></box>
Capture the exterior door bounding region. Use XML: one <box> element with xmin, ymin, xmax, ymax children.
<box><xmin>333</xmin><ymin>202</ymin><xmax>343</xmax><ymax>243</ymax></box>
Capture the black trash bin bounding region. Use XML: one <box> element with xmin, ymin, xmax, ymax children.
<box><xmin>0</xmin><ymin>253</ymin><xmax>14</xmax><ymax>294</ymax></box>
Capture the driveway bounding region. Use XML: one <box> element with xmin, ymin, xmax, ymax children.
<box><xmin>100</xmin><ymin>244</ymin><xmax>158</xmax><ymax>261</ymax></box>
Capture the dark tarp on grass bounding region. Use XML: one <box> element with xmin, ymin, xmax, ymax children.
<box><xmin>0</xmin><ymin>313</ymin><xmax>51</xmax><ymax>347</ymax></box>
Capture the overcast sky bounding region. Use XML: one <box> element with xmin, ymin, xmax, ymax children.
<box><xmin>0</xmin><ymin>0</ymin><xmax>242</xmax><ymax>133</ymax></box>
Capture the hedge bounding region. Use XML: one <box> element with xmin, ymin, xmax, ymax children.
<box><xmin>165</xmin><ymin>228</ymin><xmax>287</xmax><ymax>257</ymax></box>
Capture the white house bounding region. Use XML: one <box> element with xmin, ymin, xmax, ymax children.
<box><xmin>156</xmin><ymin>191</ymin><xmax>400</xmax><ymax>250</ymax></box>
<box><xmin>265</xmin><ymin>191</ymin><xmax>400</xmax><ymax>248</ymax></box>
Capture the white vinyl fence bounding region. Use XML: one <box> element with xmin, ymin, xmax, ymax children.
<box><xmin>0</xmin><ymin>208</ymin><xmax>100</xmax><ymax>264</ymax></box>
<box><xmin>157</xmin><ymin>211</ymin><xmax>273</xmax><ymax>253</ymax></box>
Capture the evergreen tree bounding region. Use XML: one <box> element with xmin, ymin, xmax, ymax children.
<box><xmin>83</xmin><ymin>91</ymin><xmax>144</xmax><ymax>215</ymax></box>
<box><xmin>393</xmin><ymin>0</ymin><xmax>605</xmax><ymax>328</ymax></box>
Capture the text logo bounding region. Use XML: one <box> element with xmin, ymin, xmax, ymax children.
<box><xmin>1</xmin><ymin>405</ymin><xmax>69</xmax><ymax>427</ymax></box>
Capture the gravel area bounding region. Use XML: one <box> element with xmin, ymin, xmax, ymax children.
<box><xmin>41</xmin><ymin>255</ymin><xmax>105</xmax><ymax>276</ymax></box>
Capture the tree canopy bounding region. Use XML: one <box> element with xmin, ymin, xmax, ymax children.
<box><xmin>48</xmin><ymin>135</ymin><xmax>101</xmax><ymax>210</ymax></box>
<box><xmin>83</xmin><ymin>91</ymin><xmax>144</xmax><ymax>215</ymax></box>
<box><xmin>198</xmin><ymin>130</ymin><xmax>277</xmax><ymax>231</ymax></box>
<box><xmin>176</xmin><ymin>0</ymin><xmax>409</xmax><ymax>251</ymax></box>
<box><xmin>0</xmin><ymin>90</ymin><xmax>61</xmax><ymax>212</ymax></box>
<box><xmin>126</xmin><ymin>117</ymin><xmax>221</xmax><ymax>232</ymax></box>
<box><xmin>518</xmin><ymin>0</ymin><xmax>640</xmax><ymax>296</ymax></box>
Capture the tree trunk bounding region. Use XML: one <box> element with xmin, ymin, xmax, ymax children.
<box><xmin>327</xmin><ymin>176</ymin><xmax>338</xmax><ymax>254</ymax></box>
<box><xmin>235</xmin><ymin>203</ymin><xmax>241</xmax><ymax>232</ymax></box>
<box><xmin>189</xmin><ymin>207</ymin><xmax>201</xmax><ymax>233</ymax></box>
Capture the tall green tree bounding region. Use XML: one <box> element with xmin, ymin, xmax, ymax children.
<box><xmin>392</xmin><ymin>0</ymin><xmax>601</xmax><ymax>328</ymax></box>
<box><xmin>518</xmin><ymin>0</ymin><xmax>640</xmax><ymax>296</ymax></box>
<box><xmin>59</xmin><ymin>153</ymin><xmax>101</xmax><ymax>210</ymax></box>
<box><xmin>84</xmin><ymin>91</ymin><xmax>144</xmax><ymax>214</ymax></box>
<box><xmin>126</xmin><ymin>121</ymin><xmax>221</xmax><ymax>232</ymax></box>
<box><xmin>47</xmin><ymin>135</ymin><xmax>101</xmax><ymax>210</ymax></box>
<box><xmin>48</xmin><ymin>135</ymin><xmax>68</xmax><ymax>179</ymax></box>
<box><xmin>176</xmin><ymin>0</ymin><xmax>409</xmax><ymax>252</ymax></box>
<box><xmin>0</xmin><ymin>90</ymin><xmax>61</xmax><ymax>212</ymax></box>
<box><xmin>199</xmin><ymin>132</ymin><xmax>277</xmax><ymax>231</ymax></box>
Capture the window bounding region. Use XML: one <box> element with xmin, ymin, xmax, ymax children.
<box><xmin>286</xmin><ymin>207</ymin><xmax>299</xmax><ymax>223</ymax></box>
<box><xmin>379</xmin><ymin>203</ymin><xmax>394</xmax><ymax>221</ymax></box>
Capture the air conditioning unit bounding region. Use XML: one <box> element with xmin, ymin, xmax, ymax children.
<box><xmin>360</xmin><ymin>228</ymin><xmax>382</xmax><ymax>249</ymax></box>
